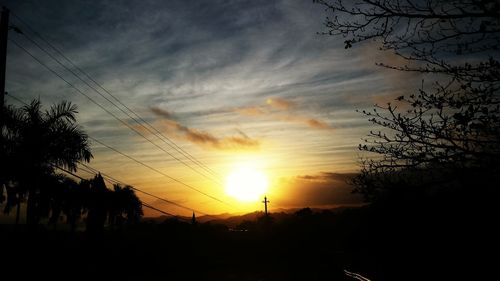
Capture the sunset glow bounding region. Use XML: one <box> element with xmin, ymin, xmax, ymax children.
<box><xmin>225</xmin><ymin>166</ymin><xmax>269</xmax><ymax>202</ymax></box>
<box><xmin>1</xmin><ymin>0</ymin><xmax>368</xmax><ymax>217</ymax></box>
<box><xmin>0</xmin><ymin>1</ymin><xmax>496</xmax><ymax>279</ymax></box>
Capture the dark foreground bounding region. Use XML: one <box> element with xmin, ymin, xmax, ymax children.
<box><xmin>0</xmin><ymin>205</ymin><xmax>496</xmax><ymax>280</ymax></box>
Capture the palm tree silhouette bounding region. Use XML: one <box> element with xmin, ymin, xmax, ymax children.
<box><xmin>63</xmin><ymin>178</ymin><xmax>90</xmax><ymax>233</ymax></box>
<box><xmin>109</xmin><ymin>184</ymin><xmax>143</xmax><ymax>228</ymax></box>
<box><xmin>86</xmin><ymin>174</ymin><xmax>108</xmax><ymax>233</ymax></box>
<box><xmin>2</xmin><ymin>99</ymin><xmax>92</xmax><ymax>225</ymax></box>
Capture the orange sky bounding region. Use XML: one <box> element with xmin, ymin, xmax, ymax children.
<box><xmin>2</xmin><ymin>0</ymin><xmax>421</xmax><ymax>217</ymax></box>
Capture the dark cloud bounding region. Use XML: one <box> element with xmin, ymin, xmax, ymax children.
<box><xmin>181</xmin><ymin>126</ymin><xmax>219</xmax><ymax>146</ymax></box>
<box><xmin>160</xmin><ymin>119</ymin><xmax>259</xmax><ymax>151</ymax></box>
<box><xmin>298</xmin><ymin>172</ymin><xmax>357</xmax><ymax>182</ymax></box>
<box><xmin>296</xmin><ymin>175</ymin><xmax>318</xmax><ymax>180</ymax></box>
<box><xmin>277</xmin><ymin>172</ymin><xmax>363</xmax><ymax>208</ymax></box>
<box><xmin>150</xmin><ymin>106</ymin><xmax>173</xmax><ymax>119</ymax></box>
<box><xmin>277</xmin><ymin>172</ymin><xmax>362</xmax><ymax>208</ymax></box>
<box><xmin>306</xmin><ymin>118</ymin><xmax>330</xmax><ymax>130</ymax></box>
<box><xmin>147</xmin><ymin>105</ymin><xmax>260</xmax><ymax>150</ymax></box>
<box><xmin>226</xmin><ymin>135</ymin><xmax>260</xmax><ymax>148</ymax></box>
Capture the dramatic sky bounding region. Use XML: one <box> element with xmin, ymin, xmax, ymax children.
<box><xmin>2</xmin><ymin>0</ymin><xmax>419</xmax><ymax>216</ymax></box>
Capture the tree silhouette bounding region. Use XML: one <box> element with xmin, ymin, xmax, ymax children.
<box><xmin>1</xmin><ymin>183</ymin><xmax>23</xmax><ymax>223</ymax></box>
<box><xmin>1</xmin><ymin>99</ymin><xmax>92</xmax><ymax>224</ymax></box>
<box><xmin>86</xmin><ymin>174</ymin><xmax>109</xmax><ymax>233</ymax></box>
<box><xmin>315</xmin><ymin>0</ymin><xmax>500</xmax><ymax>201</ymax></box>
<box><xmin>0</xmin><ymin>184</ymin><xmax>4</xmax><ymax>204</ymax></box>
<box><xmin>108</xmin><ymin>184</ymin><xmax>143</xmax><ymax>228</ymax></box>
<box><xmin>314</xmin><ymin>0</ymin><xmax>500</xmax><ymax>57</ymax></box>
<box><xmin>61</xmin><ymin>177</ymin><xmax>89</xmax><ymax>233</ymax></box>
<box><xmin>43</xmin><ymin>175</ymin><xmax>85</xmax><ymax>229</ymax></box>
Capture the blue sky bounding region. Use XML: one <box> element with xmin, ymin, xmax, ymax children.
<box><xmin>1</xmin><ymin>0</ymin><xmax>421</xmax><ymax>216</ymax></box>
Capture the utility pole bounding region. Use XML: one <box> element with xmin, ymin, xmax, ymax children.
<box><xmin>191</xmin><ymin>212</ymin><xmax>197</xmax><ymax>225</ymax></box>
<box><xmin>0</xmin><ymin>6</ymin><xmax>9</xmax><ymax>125</ymax></box>
<box><xmin>262</xmin><ymin>196</ymin><xmax>270</xmax><ymax>217</ymax></box>
<box><xmin>0</xmin><ymin>7</ymin><xmax>8</xmax><ymax>222</ymax></box>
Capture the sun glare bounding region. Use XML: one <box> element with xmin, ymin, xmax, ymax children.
<box><xmin>225</xmin><ymin>167</ymin><xmax>269</xmax><ymax>202</ymax></box>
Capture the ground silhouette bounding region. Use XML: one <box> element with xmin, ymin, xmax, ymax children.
<box><xmin>0</xmin><ymin>203</ymin><xmax>496</xmax><ymax>280</ymax></box>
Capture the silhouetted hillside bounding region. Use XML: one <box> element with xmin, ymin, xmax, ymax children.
<box><xmin>144</xmin><ymin>206</ymin><xmax>361</xmax><ymax>227</ymax></box>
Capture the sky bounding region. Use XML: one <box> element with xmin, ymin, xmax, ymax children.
<box><xmin>1</xmin><ymin>0</ymin><xmax>420</xmax><ymax>216</ymax></box>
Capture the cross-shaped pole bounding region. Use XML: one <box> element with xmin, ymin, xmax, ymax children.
<box><xmin>262</xmin><ymin>196</ymin><xmax>270</xmax><ymax>216</ymax></box>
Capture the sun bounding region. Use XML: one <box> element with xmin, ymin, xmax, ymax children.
<box><xmin>225</xmin><ymin>167</ymin><xmax>269</xmax><ymax>202</ymax></box>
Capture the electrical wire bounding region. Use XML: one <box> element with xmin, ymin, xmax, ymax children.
<box><xmin>54</xmin><ymin>164</ymin><xmax>189</xmax><ymax>220</ymax></box>
<box><xmin>78</xmin><ymin>162</ymin><xmax>212</xmax><ymax>216</ymax></box>
<box><xmin>7</xmin><ymin>92</ymin><xmax>223</xmax><ymax>216</ymax></box>
<box><xmin>8</xmin><ymin>38</ymin><xmax>233</xmax><ymax>209</ymax></box>
<box><xmin>89</xmin><ymin>136</ymin><xmax>232</xmax><ymax>207</ymax></box>
<box><xmin>10</xmin><ymin>11</ymin><xmax>222</xmax><ymax>184</ymax></box>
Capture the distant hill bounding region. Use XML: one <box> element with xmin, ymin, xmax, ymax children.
<box><xmin>142</xmin><ymin>206</ymin><xmax>361</xmax><ymax>226</ymax></box>
<box><xmin>142</xmin><ymin>214</ymin><xmax>191</xmax><ymax>224</ymax></box>
<box><xmin>201</xmin><ymin>211</ymin><xmax>273</xmax><ymax>227</ymax></box>
<box><xmin>198</xmin><ymin>206</ymin><xmax>361</xmax><ymax>226</ymax></box>
<box><xmin>197</xmin><ymin>212</ymin><xmax>233</xmax><ymax>223</ymax></box>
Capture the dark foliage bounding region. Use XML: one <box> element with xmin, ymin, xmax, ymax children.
<box><xmin>315</xmin><ymin>0</ymin><xmax>500</xmax><ymax>202</ymax></box>
<box><xmin>1</xmin><ymin>100</ymin><xmax>142</xmax><ymax>230</ymax></box>
<box><xmin>1</xmin><ymin>99</ymin><xmax>92</xmax><ymax>224</ymax></box>
<box><xmin>1</xmin><ymin>207</ymin><xmax>493</xmax><ymax>280</ymax></box>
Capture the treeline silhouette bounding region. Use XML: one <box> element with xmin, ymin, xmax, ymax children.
<box><xmin>0</xmin><ymin>99</ymin><xmax>142</xmax><ymax>231</ymax></box>
<box><xmin>0</xmin><ymin>207</ymin><xmax>371</xmax><ymax>280</ymax></box>
<box><xmin>4</xmin><ymin>204</ymin><xmax>478</xmax><ymax>280</ymax></box>
<box><xmin>1</xmin><ymin>99</ymin><xmax>496</xmax><ymax>280</ymax></box>
<box><xmin>312</xmin><ymin>2</ymin><xmax>500</xmax><ymax>278</ymax></box>
<box><xmin>2</xmin><ymin>0</ymin><xmax>499</xmax><ymax>278</ymax></box>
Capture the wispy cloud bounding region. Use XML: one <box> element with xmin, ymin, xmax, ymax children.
<box><xmin>305</xmin><ymin>118</ymin><xmax>330</xmax><ymax>130</ymax></box>
<box><xmin>234</xmin><ymin>97</ymin><xmax>333</xmax><ymax>130</ymax></box>
<box><xmin>234</xmin><ymin>106</ymin><xmax>266</xmax><ymax>116</ymax></box>
<box><xmin>266</xmin><ymin>97</ymin><xmax>296</xmax><ymax>110</ymax></box>
<box><xmin>4</xmin><ymin>0</ymin><xmax>401</xmax><ymax>213</ymax></box>
<box><xmin>151</xmin><ymin>108</ymin><xmax>260</xmax><ymax>151</ymax></box>
<box><xmin>150</xmin><ymin>106</ymin><xmax>173</xmax><ymax>119</ymax></box>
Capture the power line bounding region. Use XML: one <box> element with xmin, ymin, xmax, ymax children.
<box><xmin>54</xmin><ymin>164</ymin><xmax>193</xmax><ymax>219</ymax></box>
<box><xmin>7</xmin><ymin>89</ymin><xmax>232</xmax><ymax>215</ymax></box>
<box><xmin>14</xmin><ymin>31</ymin><xmax>223</xmax><ymax>186</ymax></box>
<box><xmin>141</xmin><ymin>202</ymin><xmax>185</xmax><ymax>220</ymax></box>
<box><xmin>8</xmin><ymin>38</ymin><xmax>233</xmax><ymax>209</ymax></box>
<box><xmin>53</xmin><ymin>164</ymin><xmax>87</xmax><ymax>181</ymax></box>
<box><xmin>6</xmin><ymin>92</ymin><xmax>225</xmax><ymax>216</ymax></box>
<box><xmin>80</xmin><ymin>163</ymin><xmax>185</xmax><ymax>209</ymax></box>
<box><xmin>78</xmin><ymin>162</ymin><xmax>212</xmax><ymax>216</ymax></box>
<box><xmin>89</xmin><ymin>136</ymin><xmax>232</xmax><ymax>208</ymax></box>
<box><xmin>5</xmin><ymin>91</ymin><xmax>28</xmax><ymax>105</ymax></box>
<box><xmin>10</xmin><ymin>12</ymin><xmax>223</xmax><ymax>183</ymax></box>
<box><xmin>74</xmin><ymin>165</ymin><xmax>97</xmax><ymax>177</ymax></box>
<box><xmin>6</xmin><ymin>90</ymin><xmax>217</xmax><ymax>218</ymax></box>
